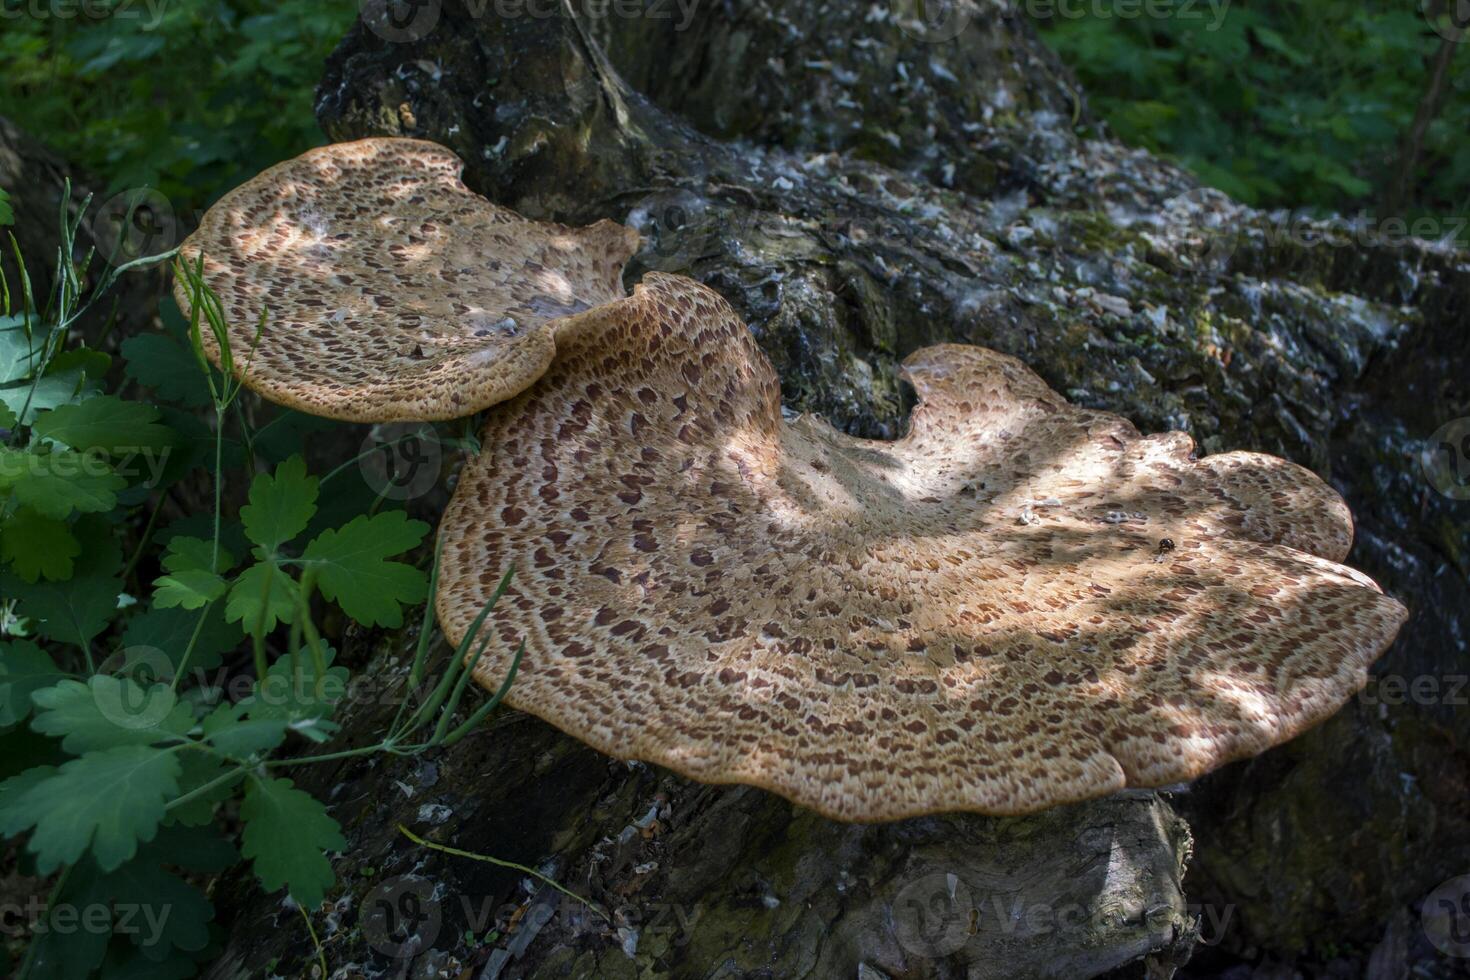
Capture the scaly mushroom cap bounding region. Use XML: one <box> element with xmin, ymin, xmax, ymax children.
<box><xmin>437</xmin><ymin>272</ymin><xmax>1407</xmax><ymax>822</ymax></box>
<box><xmin>173</xmin><ymin>139</ymin><xmax>639</xmax><ymax>421</ymax></box>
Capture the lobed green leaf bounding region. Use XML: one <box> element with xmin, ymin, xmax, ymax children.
<box><xmin>240</xmin><ymin>774</ymin><xmax>345</xmax><ymax>909</ymax></box>
<box><xmin>2</xmin><ymin>745</ymin><xmax>181</xmax><ymax>873</ymax></box>
<box><xmin>302</xmin><ymin>510</ymin><xmax>430</xmax><ymax>628</ymax></box>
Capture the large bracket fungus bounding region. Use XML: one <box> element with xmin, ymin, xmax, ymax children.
<box><xmin>173</xmin><ymin>138</ymin><xmax>638</xmax><ymax>421</ymax></box>
<box><xmin>182</xmin><ymin>139</ymin><xmax>1407</xmax><ymax>822</ymax></box>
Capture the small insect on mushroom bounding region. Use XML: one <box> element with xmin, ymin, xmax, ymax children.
<box><xmin>1152</xmin><ymin>537</ymin><xmax>1176</xmax><ymax>563</ymax></box>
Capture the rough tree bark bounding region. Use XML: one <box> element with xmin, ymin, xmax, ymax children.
<box><xmin>202</xmin><ymin>3</ymin><xmax>1468</xmax><ymax>977</ymax></box>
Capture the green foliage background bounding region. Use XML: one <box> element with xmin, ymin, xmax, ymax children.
<box><xmin>0</xmin><ymin>0</ymin><xmax>357</xmax><ymax>213</ymax></box>
<box><xmin>0</xmin><ymin>0</ymin><xmax>1462</xmax><ymax>225</ymax></box>
<box><xmin>1033</xmin><ymin>0</ymin><xmax>1469</xmax><ymax>226</ymax></box>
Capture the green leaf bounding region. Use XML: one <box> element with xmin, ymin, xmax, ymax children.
<box><xmin>0</xmin><ymin>764</ymin><xmax>57</xmax><ymax>836</ymax></box>
<box><xmin>153</xmin><ymin>536</ymin><xmax>236</xmax><ymax>611</ymax></box>
<box><xmin>1324</xmin><ymin>169</ymin><xmax>1373</xmax><ymax>197</ymax></box>
<box><xmin>6</xmin><ymin>745</ymin><xmax>182</xmax><ymax>873</ymax></box>
<box><xmin>31</xmin><ymin>394</ymin><xmax>176</xmax><ymax>454</ymax></box>
<box><xmin>24</xmin><ymin>858</ymin><xmax>110</xmax><ymax>980</ymax></box>
<box><xmin>153</xmin><ymin>568</ymin><xmax>228</xmax><ymax>610</ymax></box>
<box><xmin>241</xmin><ymin>455</ymin><xmax>318</xmax><ymax>555</ymax></box>
<box><xmin>155</xmin><ymin>405</ymin><xmax>245</xmax><ymax>482</ymax></box>
<box><xmin>0</xmin><ymin>507</ymin><xmax>80</xmax><ymax>581</ymax></box>
<box><xmin>303</xmin><ymin>511</ymin><xmax>430</xmax><ymax>628</ymax></box>
<box><xmin>0</xmin><ymin>315</ymin><xmax>45</xmax><ymax>385</ymax></box>
<box><xmin>1251</xmin><ymin>25</ymin><xmax>1309</xmax><ymax>66</ymax></box>
<box><xmin>120</xmin><ymin>604</ymin><xmax>240</xmax><ymax>675</ymax></box>
<box><xmin>240</xmin><ymin>775</ymin><xmax>345</xmax><ymax>908</ymax></box>
<box><xmin>46</xmin><ymin>348</ymin><xmax>112</xmax><ymax>383</ymax></box>
<box><xmin>2</xmin><ymin>516</ymin><xmax>122</xmax><ymax>648</ymax></box>
<box><xmin>0</xmin><ymin>188</ymin><xmax>12</xmax><ymax>226</ymax></box>
<box><xmin>30</xmin><ymin>677</ymin><xmax>194</xmax><ymax>753</ymax></box>
<box><xmin>169</xmin><ymin>751</ymin><xmax>241</xmax><ymax>827</ymax></box>
<box><xmin>251</xmin><ymin>408</ymin><xmax>337</xmax><ymax>467</ymax></box>
<box><xmin>241</xmin><ymin>646</ymin><xmax>347</xmax><ymax>738</ymax></box>
<box><xmin>0</xmin><ymin>446</ymin><xmax>127</xmax><ymax>519</ymax></box>
<box><xmin>224</xmin><ymin>561</ymin><xmax>298</xmax><ymax>636</ymax></box>
<box><xmin>0</xmin><ymin>640</ymin><xmax>65</xmax><ymax>725</ymax></box>
<box><xmin>121</xmin><ymin>334</ymin><xmax>213</xmax><ymax>408</ymax></box>
<box><xmin>0</xmin><ymin>368</ymin><xmax>89</xmax><ymax>425</ymax></box>
<box><xmin>161</xmin><ymin>536</ymin><xmax>236</xmax><ymax>575</ymax></box>
<box><xmin>28</xmin><ymin>827</ymin><xmax>232</xmax><ymax>978</ymax></box>
<box><xmin>201</xmin><ymin>700</ymin><xmax>288</xmax><ymax>757</ymax></box>
<box><xmin>98</xmin><ymin>856</ymin><xmax>214</xmax><ymax>959</ymax></box>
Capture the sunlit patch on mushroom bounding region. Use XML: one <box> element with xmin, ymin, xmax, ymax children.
<box><xmin>172</xmin><ymin>138</ymin><xmax>640</xmax><ymax>422</ymax></box>
<box><xmin>434</xmin><ymin>273</ymin><xmax>1407</xmax><ymax>823</ymax></box>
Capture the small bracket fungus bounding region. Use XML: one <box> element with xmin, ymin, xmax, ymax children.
<box><xmin>173</xmin><ymin>138</ymin><xmax>639</xmax><ymax>421</ymax></box>
<box><xmin>434</xmin><ymin>274</ymin><xmax>1406</xmax><ymax>822</ymax></box>
<box><xmin>185</xmin><ymin>140</ymin><xmax>1408</xmax><ymax>822</ymax></box>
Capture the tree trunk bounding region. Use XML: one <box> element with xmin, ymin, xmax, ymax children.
<box><xmin>204</xmin><ymin>3</ymin><xmax>1470</xmax><ymax>976</ymax></box>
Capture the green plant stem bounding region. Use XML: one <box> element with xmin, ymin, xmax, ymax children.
<box><xmin>295</xmin><ymin>569</ymin><xmax>327</xmax><ymax>683</ymax></box>
<box><xmin>169</xmin><ymin>604</ymin><xmax>213</xmax><ymax>693</ymax></box>
<box><xmin>164</xmin><ymin>762</ymin><xmax>245</xmax><ymax>812</ymax></box>
<box><xmin>397</xmin><ymin>824</ymin><xmax>609</xmax><ymax>923</ymax></box>
<box><xmin>316</xmin><ymin>433</ymin><xmax>476</xmax><ymax>488</ymax></box>
<box><xmin>211</xmin><ymin>405</ymin><xmax>225</xmax><ymax>573</ymax></box>
<box><xmin>440</xmin><ymin>641</ymin><xmax>523</xmax><ymax>748</ymax></box>
<box><xmin>249</xmin><ymin>554</ymin><xmax>275</xmax><ymax>684</ymax></box>
<box><xmin>299</xmin><ymin>903</ymin><xmax>328</xmax><ymax>977</ymax></box>
<box><xmin>430</xmin><ymin>634</ymin><xmax>491</xmax><ymax>745</ymax></box>
<box><xmin>263</xmin><ymin>743</ymin><xmax>387</xmax><ymax>767</ymax></box>
<box><xmin>120</xmin><ymin>491</ymin><xmax>166</xmax><ymax>588</ymax></box>
<box><xmin>407</xmin><ymin>537</ymin><xmax>445</xmax><ymax>691</ymax></box>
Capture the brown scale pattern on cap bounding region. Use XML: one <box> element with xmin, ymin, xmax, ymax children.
<box><xmin>173</xmin><ymin>139</ymin><xmax>639</xmax><ymax>421</ymax></box>
<box><xmin>437</xmin><ymin>272</ymin><xmax>1407</xmax><ymax>822</ymax></box>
